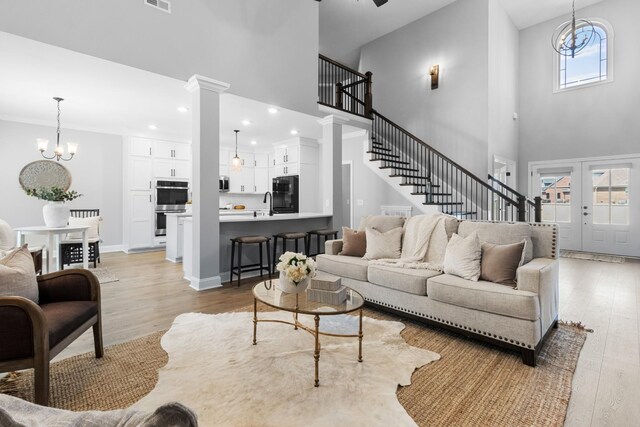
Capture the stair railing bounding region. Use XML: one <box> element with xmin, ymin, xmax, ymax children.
<box><xmin>488</xmin><ymin>175</ymin><xmax>542</xmax><ymax>222</ymax></box>
<box><xmin>318</xmin><ymin>54</ymin><xmax>373</xmax><ymax>118</ymax></box>
<box><xmin>371</xmin><ymin>110</ymin><xmax>531</xmax><ymax>221</ymax></box>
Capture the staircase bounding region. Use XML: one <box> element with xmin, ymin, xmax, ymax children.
<box><xmin>318</xmin><ymin>55</ymin><xmax>541</xmax><ymax>222</ymax></box>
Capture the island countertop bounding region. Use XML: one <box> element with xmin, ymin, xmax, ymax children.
<box><xmin>180</xmin><ymin>213</ymin><xmax>332</xmax><ymax>223</ymax></box>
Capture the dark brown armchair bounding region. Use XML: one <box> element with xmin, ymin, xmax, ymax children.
<box><xmin>0</xmin><ymin>269</ymin><xmax>103</xmax><ymax>405</ymax></box>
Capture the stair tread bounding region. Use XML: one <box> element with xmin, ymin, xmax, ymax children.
<box><xmin>423</xmin><ymin>202</ymin><xmax>464</xmax><ymax>205</ymax></box>
<box><xmin>368</xmin><ymin>146</ymin><xmax>392</xmax><ymax>152</ymax></box>
<box><xmin>369</xmin><ymin>158</ymin><xmax>409</xmax><ymax>164</ymax></box>
<box><xmin>389</xmin><ymin>174</ymin><xmax>430</xmax><ymax>179</ymax></box>
<box><xmin>410</xmin><ymin>192</ymin><xmax>452</xmax><ymax>196</ymax></box>
<box><xmin>398</xmin><ymin>183</ymin><xmax>441</xmax><ymax>187</ymax></box>
<box><xmin>380</xmin><ymin>166</ymin><xmax>419</xmax><ymax>172</ymax></box>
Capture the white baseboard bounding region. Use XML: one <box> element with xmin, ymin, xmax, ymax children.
<box><xmin>220</xmin><ymin>269</ymin><xmax>273</xmax><ymax>284</ymax></box>
<box><xmin>189</xmin><ymin>275</ymin><xmax>222</xmax><ymax>291</ymax></box>
<box><xmin>101</xmin><ymin>245</ymin><xmax>125</xmax><ymax>253</ymax></box>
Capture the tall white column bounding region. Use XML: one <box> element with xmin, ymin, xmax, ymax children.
<box><xmin>185</xmin><ymin>75</ymin><xmax>230</xmax><ymax>291</ymax></box>
<box><xmin>319</xmin><ymin>115</ymin><xmax>347</xmax><ymax>231</ymax></box>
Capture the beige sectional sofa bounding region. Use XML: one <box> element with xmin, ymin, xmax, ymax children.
<box><xmin>316</xmin><ymin>215</ymin><xmax>559</xmax><ymax>366</ymax></box>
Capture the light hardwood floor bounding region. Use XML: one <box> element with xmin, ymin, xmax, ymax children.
<box><xmin>58</xmin><ymin>251</ymin><xmax>640</xmax><ymax>427</ymax></box>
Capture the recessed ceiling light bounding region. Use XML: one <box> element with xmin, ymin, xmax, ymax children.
<box><xmin>290</xmin><ymin>129</ymin><xmax>298</xmax><ymax>135</ymax></box>
<box><xmin>250</xmin><ymin>140</ymin><xmax>257</xmax><ymax>145</ymax></box>
<box><xmin>177</xmin><ymin>106</ymin><xmax>188</xmax><ymax>113</ymax></box>
<box><xmin>268</xmin><ymin>107</ymin><xmax>278</xmax><ymax>114</ymax></box>
<box><xmin>242</xmin><ymin>120</ymin><xmax>251</xmax><ymax>126</ymax></box>
<box><xmin>148</xmin><ymin>124</ymin><xmax>158</xmax><ymax>130</ymax></box>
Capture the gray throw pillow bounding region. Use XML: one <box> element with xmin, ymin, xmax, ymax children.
<box><xmin>480</xmin><ymin>240</ymin><xmax>526</xmax><ymax>285</ymax></box>
<box><xmin>0</xmin><ymin>245</ymin><xmax>38</xmax><ymax>303</ymax></box>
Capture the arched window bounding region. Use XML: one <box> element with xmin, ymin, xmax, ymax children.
<box><xmin>555</xmin><ymin>20</ymin><xmax>613</xmax><ymax>91</ymax></box>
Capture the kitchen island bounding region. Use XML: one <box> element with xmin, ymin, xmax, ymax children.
<box><xmin>180</xmin><ymin>213</ymin><xmax>333</xmax><ymax>284</ymax></box>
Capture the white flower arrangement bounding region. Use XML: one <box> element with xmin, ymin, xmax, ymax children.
<box><xmin>276</xmin><ymin>251</ymin><xmax>317</xmax><ymax>285</ymax></box>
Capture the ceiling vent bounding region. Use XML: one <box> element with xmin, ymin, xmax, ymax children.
<box><xmin>144</xmin><ymin>0</ymin><xmax>171</xmax><ymax>13</ymax></box>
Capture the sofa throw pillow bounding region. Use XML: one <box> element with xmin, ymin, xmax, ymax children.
<box><xmin>363</xmin><ymin>227</ymin><xmax>403</xmax><ymax>260</ymax></box>
<box><xmin>0</xmin><ymin>245</ymin><xmax>38</xmax><ymax>303</ymax></box>
<box><xmin>0</xmin><ymin>218</ymin><xmax>14</xmax><ymax>251</ymax></box>
<box><xmin>480</xmin><ymin>240</ymin><xmax>526</xmax><ymax>285</ymax></box>
<box><xmin>457</xmin><ymin>221</ymin><xmax>533</xmax><ymax>263</ymax></box>
<box><xmin>340</xmin><ymin>227</ymin><xmax>367</xmax><ymax>257</ymax></box>
<box><xmin>66</xmin><ymin>216</ymin><xmax>101</xmax><ymax>240</ymax></box>
<box><xmin>358</xmin><ymin>215</ymin><xmax>406</xmax><ymax>233</ymax></box>
<box><xmin>443</xmin><ymin>232</ymin><xmax>481</xmax><ymax>281</ymax></box>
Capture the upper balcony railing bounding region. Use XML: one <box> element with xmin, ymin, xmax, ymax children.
<box><xmin>318</xmin><ymin>54</ymin><xmax>373</xmax><ymax>119</ymax></box>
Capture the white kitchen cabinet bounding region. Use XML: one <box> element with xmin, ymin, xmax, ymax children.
<box><xmin>173</xmin><ymin>160</ymin><xmax>191</xmax><ymax>179</ymax></box>
<box><xmin>242</xmin><ymin>168</ymin><xmax>256</xmax><ymax>193</ymax></box>
<box><xmin>254</xmin><ymin>153</ymin><xmax>269</xmax><ymax>168</ymax></box>
<box><xmin>129</xmin><ymin>191</ymin><xmax>154</xmax><ymax>249</ymax></box>
<box><xmin>276</xmin><ymin>163</ymin><xmax>299</xmax><ymax>177</ymax></box>
<box><xmin>129</xmin><ymin>157</ymin><xmax>153</xmax><ymax>190</ymax></box>
<box><xmin>154</xmin><ymin>157</ymin><xmax>190</xmax><ymax>179</ymax></box>
<box><xmin>254</xmin><ymin>167</ymin><xmax>269</xmax><ymax>194</ymax></box>
<box><xmin>229</xmin><ymin>169</ymin><xmax>242</xmax><ymax>193</ymax></box>
<box><xmin>130</xmin><ymin>137</ymin><xmax>152</xmax><ymax>157</ymax></box>
<box><xmin>275</xmin><ymin>145</ymin><xmax>298</xmax><ymax>165</ymax></box>
<box><xmin>220</xmin><ymin>148</ymin><xmax>230</xmax><ymax>166</ymax></box>
<box><xmin>154</xmin><ymin>140</ymin><xmax>191</xmax><ymax>160</ymax></box>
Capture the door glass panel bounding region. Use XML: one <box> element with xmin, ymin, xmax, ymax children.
<box><xmin>540</xmin><ymin>174</ymin><xmax>571</xmax><ymax>223</ymax></box>
<box><xmin>591</xmin><ymin>168</ymin><xmax>630</xmax><ymax>225</ymax></box>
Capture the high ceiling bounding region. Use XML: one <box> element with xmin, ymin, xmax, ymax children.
<box><xmin>319</xmin><ymin>0</ymin><xmax>607</xmax><ymax>67</ymax></box>
<box><xmin>0</xmin><ymin>31</ymin><xmax>323</xmax><ymax>148</ymax></box>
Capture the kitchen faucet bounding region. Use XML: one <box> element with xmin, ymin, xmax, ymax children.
<box><xmin>263</xmin><ymin>191</ymin><xmax>274</xmax><ymax>216</ymax></box>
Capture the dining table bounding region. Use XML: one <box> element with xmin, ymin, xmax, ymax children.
<box><xmin>14</xmin><ymin>225</ymin><xmax>90</xmax><ymax>273</ymax></box>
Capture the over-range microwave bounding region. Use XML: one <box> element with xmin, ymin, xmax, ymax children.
<box><xmin>220</xmin><ymin>175</ymin><xmax>230</xmax><ymax>192</ymax></box>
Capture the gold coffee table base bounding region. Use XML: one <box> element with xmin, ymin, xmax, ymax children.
<box><xmin>252</xmin><ymin>291</ymin><xmax>364</xmax><ymax>388</ymax></box>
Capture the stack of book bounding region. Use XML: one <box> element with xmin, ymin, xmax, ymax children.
<box><xmin>308</xmin><ymin>274</ymin><xmax>346</xmax><ymax>305</ymax></box>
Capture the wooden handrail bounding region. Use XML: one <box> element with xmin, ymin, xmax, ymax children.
<box><xmin>319</xmin><ymin>54</ymin><xmax>366</xmax><ymax>78</ymax></box>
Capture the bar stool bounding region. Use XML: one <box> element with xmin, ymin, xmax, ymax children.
<box><xmin>272</xmin><ymin>232</ymin><xmax>308</xmax><ymax>274</ymax></box>
<box><xmin>306</xmin><ymin>229</ymin><xmax>339</xmax><ymax>257</ymax></box>
<box><xmin>229</xmin><ymin>235</ymin><xmax>271</xmax><ymax>287</ymax></box>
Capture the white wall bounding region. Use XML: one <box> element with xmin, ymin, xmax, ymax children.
<box><xmin>0</xmin><ymin>120</ymin><xmax>123</xmax><ymax>246</ymax></box>
<box><xmin>342</xmin><ymin>135</ymin><xmax>423</xmax><ymax>222</ymax></box>
<box><xmin>0</xmin><ymin>0</ymin><xmax>319</xmax><ymax>116</ymax></box>
<box><xmin>518</xmin><ymin>0</ymin><xmax>640</xmax><ymax>192</ymax></box>
<box><xmin>488</xmin><ymin>0</ymin><xmax>519</xmax><ymax>177</ymax></box>
<box><xmin>358</xmin><ymin>0</ymin><xmax>490</xmax><ymax>178</ymax></box>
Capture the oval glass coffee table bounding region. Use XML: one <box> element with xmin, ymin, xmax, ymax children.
<box><xmin>252</xmin><ymin>279</ymin><xmax>365</xmax><ymax>387</ymax></box>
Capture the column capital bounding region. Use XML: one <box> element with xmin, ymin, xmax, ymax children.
<box><xmin>185</xmin><ymin>74</ymin><xmax>230</xmax><ymax>93</ymax></box>
<box><xmin>317</xmin><ymin>114</ymin><xmax>349</xmax><ymax>127</ymax></box>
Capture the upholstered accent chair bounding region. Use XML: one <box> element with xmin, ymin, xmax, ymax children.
<box><xmin>59</xmin><ymin>209</ymin><xmax>102</xmax><ymax>269</ymax></box>
<box><xmin>0</xmin><ymin>269</ymin><xmax>103</xmax><ymax>405</ymax></box>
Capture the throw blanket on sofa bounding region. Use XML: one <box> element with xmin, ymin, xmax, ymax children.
<box><xmin>370</xmin><ymin>214</ymin><xmax>447</xmax><ymax>271</ymax></box>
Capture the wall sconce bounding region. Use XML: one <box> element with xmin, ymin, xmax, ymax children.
<box><xmin>429</xmin><ymin>65</ymin><xmax>439</xmax><ymax>90</ymax></box>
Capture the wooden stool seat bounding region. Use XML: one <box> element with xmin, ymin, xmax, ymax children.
<box><xmin>229</xmin><ymin>235</ymin><xmax>271</xmax><ymax>287</ymax></box>
<box><xmin>272</xmin><ymin>232</ymin><xmax>307</xmax><ymax>274</ymax></box>
<box><xmin>306</xmin><ymin>229</ymin><xmax>339</xmax><ymax>257</ymax></box>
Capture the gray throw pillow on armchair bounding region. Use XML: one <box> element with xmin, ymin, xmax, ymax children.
<box><xmin>0</xmin><ymin>245</ymin><xmax>38</xmax><ymax>303</ymax></box>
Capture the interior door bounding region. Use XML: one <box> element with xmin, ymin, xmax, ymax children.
<box><xmin>581</xmin><ymin>159</ymin><xmax>640</xmax><ymax>256</ymax></box>
<box><xmin>531</xmin><ymin>163</ymin><xmax>582</xmax><ymax>251</ymax></box>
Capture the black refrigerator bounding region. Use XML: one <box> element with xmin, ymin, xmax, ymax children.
<box><xmin>272</xmin><ymin>175</ymin><xmax>299</xmax><ymax>214</ymax></box>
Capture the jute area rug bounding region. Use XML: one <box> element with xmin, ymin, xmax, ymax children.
<box><xmin>0</xmin><ymin>307</ymin><xmax>588</xmax><ymax>427</ymax></box>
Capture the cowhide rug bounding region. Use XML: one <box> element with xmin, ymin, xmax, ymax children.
<box><xmin>132</xmin><ymin>311</ymin><xmax>440</xmax><ymax>427</ymax></box>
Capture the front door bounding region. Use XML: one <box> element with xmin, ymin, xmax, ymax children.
<box><xmin>581</xmin><ymin>159</ymin><xmax>640</xmax><ymax>256</ymax></box>
<box><xmin>531</xmin><ymin>156</ymin><xmax>640</xmax><ymax>257</ymax></box>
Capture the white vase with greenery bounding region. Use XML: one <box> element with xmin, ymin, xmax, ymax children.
<box><xmin>25</xmin><ymin>187</ymin><xmax>82</xmax><ymax>228</ymax></box>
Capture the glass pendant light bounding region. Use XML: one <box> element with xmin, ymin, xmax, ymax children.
<box><xmin>38</xmin><ymin>97</ymin><xmax>77</xmax><ymax>161</ymax></box>
<box><xmin>232</xmin><ymin>130</ymin><xmax>242</xmax><ymax>171</ymax></box>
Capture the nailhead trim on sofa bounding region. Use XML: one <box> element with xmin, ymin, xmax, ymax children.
<box><xmin>365</xmin><ymin>296</ymin><xmax>534</xmax><ymax>349</ymax></box>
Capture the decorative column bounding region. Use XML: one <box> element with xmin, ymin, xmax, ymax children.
<box><xmin>185</xmin><ymin>74</ymin><xmax>230</xmax><ymax>291</ymax></box>
<box><xmin>318</xmin><ymin>115</ymin><xmax>348</xmax><ymax>232</ymax></box>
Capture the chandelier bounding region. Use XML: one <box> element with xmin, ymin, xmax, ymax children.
<box><xmin>38</xmin><ymin>97</ymin><xmax>77</xmax><ymax>161</ymax></box>
<box><xmin>551</xmin><ymin>0</ymin><xmax>595</xmax><ymax>58</ymax></box>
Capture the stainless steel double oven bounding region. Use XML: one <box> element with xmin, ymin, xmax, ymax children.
<box><xmin>155</xmin><ymin>179</ymin><xmax>189</xmax><ymax>236</ymax></box>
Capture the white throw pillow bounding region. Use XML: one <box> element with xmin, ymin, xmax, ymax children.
<box><xmin>0</xmin><ymin>245</ymin><xmax>38</xmax><ymax>303</ymax></box>
<box><xmin>0</xmin><ymin>218</ymin><xmax>15</xmax><ymax>251</ymax></box>
<box><xmin>443</xmin><ymin>232</ymin><xmax>482</xmax><ymax>281</ymax></box>
<box><xmin>67</xmin><ymin>216</ymin><xmax>101</xmax><ymax>240</ymax></box>
<box><xmin>363</xmin><ymin>227</ymin><xmax>403</xmax><ymax>260</ymax></box>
